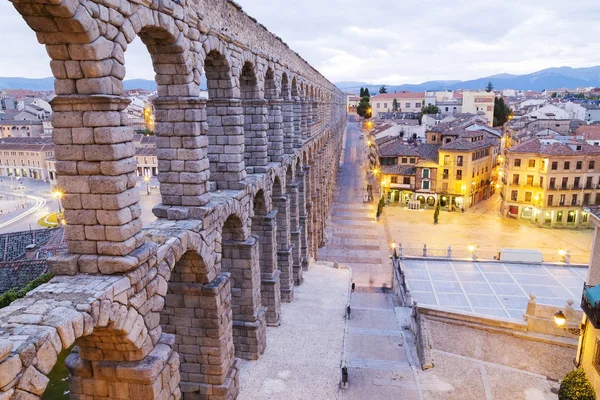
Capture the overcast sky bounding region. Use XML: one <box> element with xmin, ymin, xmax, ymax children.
<box><xmin>2</xmin><ymin>0</ymin><xmax>600</xmax><ymax>84</ymax></box>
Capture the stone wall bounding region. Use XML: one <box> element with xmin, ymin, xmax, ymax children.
<box><xmin>1</xmin><ymin>0</ymin><xmax>346</xmax><ymax>398</ymax></box>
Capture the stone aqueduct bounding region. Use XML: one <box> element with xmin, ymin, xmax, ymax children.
<box><xmin>0</xmin><ymin>0</ymin><xmax>346</xmax><ymax>399</ymax></box>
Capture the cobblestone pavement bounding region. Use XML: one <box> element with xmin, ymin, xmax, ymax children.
<box><xmin>319</xmin><ymin>123</ymin><xmax>422</xmax><ymax>399</ymax></box>
<box><xmin>402</xmin><ymin>259</ymin><xmax>588</xmax><ymax>319</ymax></box>
<box><xmin>236</xmin><ymin>262</ymin><xmax>350</xmax><ymax>400</ymax></box>
<box><xmin>418</xmin><ymin>350</ymin><xmax>558</xmax><ymax>400</ymax></box>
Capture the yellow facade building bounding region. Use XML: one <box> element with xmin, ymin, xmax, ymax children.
<box><xmin>502</xmin><ymin>138</ymin><xmax>600</xmax><ymax>228</ymax></box>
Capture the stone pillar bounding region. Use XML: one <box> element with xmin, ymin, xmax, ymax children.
<box><xmin>221</xmin><ymin>236</ymin><xmax>267</xmax><ymax>359</ymax></box>
<box><xmin>311</xmin><ymin>100</ymin><xmax>319</xmax><ymax>136</ymax></box>
<box><xmin>207</xmin><ymin>99</ymin><xmax>247</xmax><ymax>190</ymax></box>
<box><xmin>243</xmin><ymin>99</ymin><xmax>269</xmax><ymax>174</ymax></box>
<box><xmin>267</xmin><ymin>99</ymin><xmax>284</xmax><ymax>162</ymax></box>
<box><xmin>287</xmin><ymin>182</ymin><xmax>303</xmax><ymax>286</ymax></box>
<box><xmin>302</xmin><ymin>165</ymin><xmax>313</xmax><ymax>271</ymax></box>
<box><xmin>293</xmin><ymin>97</ymin><xmax>303</xmax><ymax>147</ymax></box>
<box><xmin>253</xmin><ymin>211</ymin><xmax>281</xmax><ymax>326</ymax></box>
<box><xmin>274</xmin><ymin>194</ymin><xmax>294</xmax><ymax>302</ymax></box>
<box><xmin>67</xmin><ymin>334</ymin><xmax>181</xmax><ymax>400</ymax></box>
<box><xmin>52</xmin><ymin>95</ymin><xmax>143</xmax><ymax>261</ymax></box>
<box><xmin>153</xmin><ymin>97</ymin><xmax>211</xmax><ymax>220</ymax></box>
<box><xmin>301</xmin><ymin>99</ymin><xmax>310</xmax><ymax>140</ymax></box>
<box><xmin>162</xmin><ymin>273</ymin><xmax>239</xmax><ymax>399</ymax></box>
<box><xmin>282</xmin><ymin>100</ymin><xmax>295</xmax><ymax>154</ymax></box>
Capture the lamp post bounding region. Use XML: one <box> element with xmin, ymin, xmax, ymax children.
<box><xmin>144</xmin><ymin>175</ymin><xmax>150</xmax><ymax>195</ymax></box>
<box><xmin>53</xmin><ymin>190</ymin><xmax>63</xmax><ymax>215</ymax></box>
<box><xmin>553</xmin><ymin>310</ymin><xmax>584</xmax><ymax>336</ymax></box>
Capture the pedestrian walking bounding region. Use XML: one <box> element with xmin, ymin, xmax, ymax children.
<box><xmin>351</xmin><ymin>282</ymin><xmax>355</xmax><ymax>292</ymax></box>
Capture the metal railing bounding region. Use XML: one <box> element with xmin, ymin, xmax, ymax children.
<box><xmin>390</xmin><ymin>243</ymin><xmax>589</xmax><ymax>265</ymax></box>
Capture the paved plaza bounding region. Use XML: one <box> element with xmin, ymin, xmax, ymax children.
<box><xmin>385</xmin><ymin>196</ymin><xmax>593</xmax><ymax>265</ymax></box>
<box><xmin>402</xmin><ymin>259</ymin><xmax>587</xmax><ymax>319</ymax></box>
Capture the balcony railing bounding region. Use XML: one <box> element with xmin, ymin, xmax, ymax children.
<box><xmin>456</xmin><ymin>176</ymin><xmax>463</xmax><ymax>180</ymax></box>
<box><xmin>582</xmin><ymin>283</ymin><xmax>600</xmax><ymax>329</ymax></box>
<box><xmin>442</xmin><ymin>174</ymin><xmax>449</xmax><ymax>179</ymax></box>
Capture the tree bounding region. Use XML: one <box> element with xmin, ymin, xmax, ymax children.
<box><xmin>433</xmin><ymin>199</ymin><xmax>440</xmax><ymax>224</ymax></box>
<box><xmin>356</xmin><ymin>96</ymin><xmax>372</xmax><ymax>118</ymax></box>
<box><xmin>364</xmin><ymin>88</ymin><xmax>371</xmax><ymax>98</ymax></box>
<box><xmin>376</xmin><ymin>196</ymin><xmax>385</xmax><ymax>217</ymax></box>
<box><xmin>379</xmin><ymin>86</ymin><xmax>388</xmax><ymax>94</ymax></box>
<box><xmin>418</xmin><ymin>104</ymin><xmax>440</xmax><ymax>124</ymax></box>
<box><xmin>392</xmin><ymin>98</ymin><xmax>399</xmax><ymax>112</ymax></box>
<box><xmin>493</xmin><ymin>97</ymin><xmax>512</xmax><ymax>127</ymax></box>
<box><xmin>485</xmin><ymin>81</ymin><xmax>494</xmax><ymax>92</ymax></box>
<box><xmin>360</xmin><ymin>87</ymin><xmax>365</xmax><ymax>97</ymax></box>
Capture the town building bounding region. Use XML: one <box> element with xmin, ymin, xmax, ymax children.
<box><xmin>502</xmin><ymin>138</ymin><xmax>600</xmax><ymax>228</ymax></box>
<box><xmin>461</xmin><ymin>91</ymin><xmax>496</xmax><ymax>126</ymax></box>
<box><xmin>370</xmin><ymin>92</ymin><xmax>425</xmax><ymax>118</ymax></box>
<box><xmin>0</xmin><ymin>137</ymin><xmax>55</xmax><ymax>180</ymax></box>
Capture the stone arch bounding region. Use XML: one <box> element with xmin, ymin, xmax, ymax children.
<box><xmin>251</xmin><ymin>188</ymin><xmax>281</xmax><ymax>325</ymax></box>
<box><xmin>203</xmin><ymin>48</ymin><xmax>247</xmax><ymax>190</ymax></box>
<box><xmin>240</xmin><ymin>61</ymin><xmax>268</xmax><ymax>173</ymax></box>
<box><xmin>265</xmin><ymin>68</ymin><xmax>284</xmax><ymax>163</ymax></box>
<box><xmin>161</xmin><ymin>247</ymin><xmax>237</xmax><ymax>397</ymax></box>
<box><xmin>219</xmin><ymin>213</ymin><xmax>267</xmax><ymax>359</ymax></box>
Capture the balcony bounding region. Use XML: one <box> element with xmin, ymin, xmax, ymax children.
<box><xmin>456</xmin><ymin>176</ymin><xmax>463</xmax><ymax>181</ymax></box>
<box><xmin>582</xmin><ymin>283</ymin><xmax>600</xmax><ymax>329</ymax></box>
<box><xmin>442</xmin><ymin>174</ymin><xmax>449</xmax><ymax>180</ymax></box>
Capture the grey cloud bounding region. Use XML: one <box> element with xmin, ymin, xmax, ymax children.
<box><xmin>1</xmin><ymin>0</ymin><xmax>600</xmax><ymax>86</ymax></box>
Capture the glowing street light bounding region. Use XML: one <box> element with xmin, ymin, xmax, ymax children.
<box><xmin>554</xmin><ymin>311</ymin><xmax>566</xmax><ymax>327</ymax></box>
<box><xmin>468</xmin><ymin>244</ymin><xmax>476</xmax><ymax>253</ymax></box>
<box><xmin>53</xmin><ymin>190</ymin><xmax>63</xmax><ymax>215</ymax></box>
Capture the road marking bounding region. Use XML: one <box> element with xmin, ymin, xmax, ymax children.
<box><xmin>0</xmin><ymin>192</ymin><xmax>46</xmax><ymax>230</ymax></box>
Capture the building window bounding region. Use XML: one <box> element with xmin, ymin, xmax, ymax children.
<box><xmin>564</xmin><ymin>161</ymin><xmax>570</xmax><ymax>170</ymax></box>
<box><xmin>574</xmin><ymin>177</ymin><xmax>581</xmax><ymax>189</ymax></box>
<box><xmin>403</xmin><ymin>177</ymin><xmax>411</xmax><ymax>185</ymax></box>
<box><xmin>526</xmin><ymin>175</ymin><xmax>533</xmax><ymax>186</ymax></box>
<box><xmin>587</xmin><ymin>177</ymin><xmax>593</xmax><ymax>189</ymax></box>
<box><xmin>423</xmin><ymin>169</ymin><xmax>430</xmax><ymax>178</ymax></box>
<box><xmin>576</xmin><ymin>161</ymin><xmax>583</xmax><ymax>170</ymax></box>
<box><xmin>514</xmin><ymin>159</ymin><xmax>521</xmax><ymax>167</ymax></box>
<box><xmin>405</xmin><ymin>103</ymin><xmax>411</xmax><ymax>108</ymax></box>
<box><xmin>457</xmin><ymin>156</ymin><xmax>463</xmax><ymax>166</ymax></box>
<box><xmin>422</xmin><ymin>181</ymin><xmax>430</xmax><ymax>189</ymax></box>
<box><xmin>551</xmin><ymin>161</ymin><xmax>558</xmax><ymax>170</ymax></box>
<box><xmin>416</xmin><ymin>103</ymin><xmax>421</xmax><ymax>108</ymax></box>
<box><xmin>443</xmin><ymin>169</ymin><xmax>449</xmax><ymax>179</ymax></box>
<box><xmin>584</xmin><ymin>193</ymin><xmax>590</xmax><ymax>206</ymax></box>
<box><xmin>410</xmin><ymin>158</ymin><xmax>416</xmax><ymax>164</ymax></box>
<box><xmin>401</xmin><ymin>157</ymin><xmax>408</xmax><ymax>164</ymax></box>
<box><xmin>528</xmin><ymin>159</ymin><xmax>535</xmax><ymax>168</ymax></box>
<box><xmin>377</xmin><ymin>103</ymin><xmax>380</xmax><ymax>108</ymax></box>
<box><xmin>391</xmin><ymin>176</ymin><xmax>397</xmax><ymax>184</ymax></box>
<box><xmin>456</xmin><ymin>170</ymin><xmax>462</xmax><ymax>180</ymax></box>
<box><xmin>547</xmin><ymin>195</ymin><xmax>553</xmax><ymax>206</ymax></box>
<box><xmin>557</xmin><ymin>211</ymin><xmax>563</xmax><ymax>222</ymax></box>
<box><xmin>561</xmin><ymin>177</ymin><xmax>569</xmax><ymax>189</ymax></box>
<box><xmin>560</xmin><ymin>194</ymin><xmax>566</xmax><ymax>206</ymax></box>
<box><xmin>511</xmin><ymin>190</ymin><xmax>518</xmax><ymax>201</ymax></box>
<box><xmin>512</xmin><ymin>174</ymin><xmax>519</xmax><ymax>185</ymax></box>
<box><xmin>572</xmin><ymin>194</ymin><xmax>578</xmax><ymax>206</ymax></box>
<box><xmin>444</xmin><ymin>155</ymin><xmax>450</xmax><ymax>166</ymax></box>
<box><xmin>590</xmin><ymin>161</ymin><xmax>596</xmax><ymax>170</ymax></box>
<box><xmin>384</xmin><ymin>103</ymin><xmax>387</xmax><ymax>108</ymax></box>
<box><xmin>525</xmin><ymin>192</ymin><xmax>532</xmax><ymax>202</ymax></box>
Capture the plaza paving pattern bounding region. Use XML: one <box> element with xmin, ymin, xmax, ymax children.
<box><xmin>402</xmin><ymin>259</ymin><xmax>587</xmax><ymax>319</ymax></box>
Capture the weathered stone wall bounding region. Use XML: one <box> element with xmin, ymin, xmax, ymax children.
<box><xmin>2</xmin><ymin>0</ymin><xmax>346</xmax><ymax>398</ymax></box>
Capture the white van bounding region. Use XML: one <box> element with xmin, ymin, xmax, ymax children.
<box><xmin>498</xmin><ymin>248</ymin><xmax>543</xmax><ymax>263</ymax></box>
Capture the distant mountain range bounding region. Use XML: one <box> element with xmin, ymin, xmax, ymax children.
<box><xmin>0</xmin><ymin>77</ymin><xmax>158</xmax><ymax>91</ymax></box>
<box><xmin>4</xmin><ymin>65</ymin><xmax>600</xmax><ymax>94</ymax></box>
<box><xmin>337</xmin><ymin>66</ymin><xmax>600</xmax><ymax>94</ymax></box>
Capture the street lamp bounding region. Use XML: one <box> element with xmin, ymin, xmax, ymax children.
<box><xmin>53</xmin><ymin>190</ymin><xmax>63</xmax><ymax>215</ymax></box>
<box><xmin>144</xmin><ymin>175</ymin><xmax>150</xmax><ymax>195</ymax></box>
<box><xmin>553</xmin><ymin>310</ymin><xmax>584</xmax><ymax>336</ymax></box>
